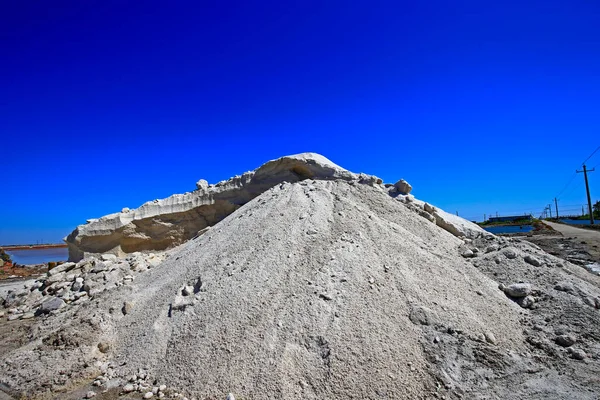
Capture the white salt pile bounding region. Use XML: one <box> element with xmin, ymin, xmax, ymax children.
<box><xmin>2</xmin><ymin>154</ymin><xmax>600</xmax><ymax>399</ymax></box>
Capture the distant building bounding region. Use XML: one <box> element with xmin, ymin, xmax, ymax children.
<box><xmin>488</xmin><ymin>215</ymin><xmax>532</xmax><ymax>223</ymax></box>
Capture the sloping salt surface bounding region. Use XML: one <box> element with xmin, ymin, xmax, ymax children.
<box><xmin>109</xmin><ymin>179</ymin><xmax>525</xmax><ymax>398</ymax></box>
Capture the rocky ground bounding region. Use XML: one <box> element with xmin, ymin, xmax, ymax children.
<box><xmin>523</xmin><ymin>221</ymin><xmax>600</xmax><ymax>277</ymax></box>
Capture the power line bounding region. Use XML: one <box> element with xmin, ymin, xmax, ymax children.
<box><xmin>561</xmin><ymin>180</ymin><xmax>585</xmax><ymax>200</ymax></box>
<box><xmin>555</xmin><ymin>172</ymin><xmax>578</xmax><ymax>199</ymax></box>
<box><xmin>582</xmin><ymin>145</ymin><xmax>600</xmax><ymax>166</ymax></box>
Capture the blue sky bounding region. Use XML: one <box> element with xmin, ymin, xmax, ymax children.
<box><xmin>1</xmin><ymin>0</ymin><xmax>599</xmax><ymax>244</ymax></box>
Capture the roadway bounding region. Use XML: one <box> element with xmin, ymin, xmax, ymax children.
<box><xmin>543</xmin><ymin>220</ymin><xmax>600</xmax><ymax>243</ymax></box>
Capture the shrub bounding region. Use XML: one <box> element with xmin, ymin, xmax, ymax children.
<box><xmin>0</xmin><ymin>249</ymin><xmax>11</xmax><ymax>263</ymax></box>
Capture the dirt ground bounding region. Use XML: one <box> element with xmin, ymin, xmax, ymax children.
<box><xmin>523</xmin><ymin>221</ymin><xmax>600</xmax><ymax>270</ymax></box>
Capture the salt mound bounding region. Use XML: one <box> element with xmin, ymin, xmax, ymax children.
<box><xmin>2</xmin><ymin>155</ymin><xmax>600</xmax><ymax>399</ymax></box>
<box><xmin>109</xmin><ymin>180</ymin><xmax>523</xmax><ymax>398</ymax></box>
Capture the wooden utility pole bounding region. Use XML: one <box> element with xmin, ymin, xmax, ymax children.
<box><xmin>554</xmin><ymin>198</ymin><xmax>559</xmax><ymax>220</ymax></box>
<box><xmin>576</xmin><ymin>164</ymin><xmax>595</xmax><ymax>225</ymax></box>
<box><xmin>548</xmin><ymin>204</ymin><xmax>553</xmax><ymax>218</ymax></box>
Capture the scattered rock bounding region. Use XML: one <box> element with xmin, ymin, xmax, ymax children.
<box><xmin>408</xmin><ymin>305</ymin><xmax>438</xmax><ymax>326</ymax></box>
<box><xmin>98</xmin><ymin>342</ymin><xmax>110</xmax><ymax>353</ymax></box>
<box><xmin>21</xmin><ymin>312</ymin><xmax>35</xmax><ymax>320</ymax></box>
<box><xmin>503</xmin><ymin>249</ymin><xmax>518</xmax><ymax>259</ymax></box>
<box><xmin>485</xmin><ymin>245</ymin><xmax>499</xmax><ymax>253</ymax></box>
<box><xmin>47</xmin><ymin>262</ymin><xmax>76</xmax><ymax>276</ymax></box>
<box><xmin>394</xmin><ymin>179</ymin><xmax>412</xmax><ymax>194</ymax></box>
<box><xmin>38</xmin><ymin>297</ymin><xmax>65</xmax><ymax>314</ymax></box>
<box><xmin>101</xmin><ymin>254</ymin><xmax>117</xmax><ymax>262</ymax></box>
<box><xmin>569</xmin><ymin>348</ymin><xmax>586</xmax><ymax>360</ymax></box>
<box><xmin>122</xmin><ymin>301</ymin><xmax>134</xmax><ymax>315</ymax></box>
<box><xmin>461</xmin><ymin>249</ymin><xmax>475</xmax><ymax>258</ymax></box>
<box><xmin>524</xmin><ymin>255</ymin><xmax>542</xmax><ymax>267</ymax></box>
<box><xmin>517</xmin><ymin>295</ymin><xmax>535</xmax><ymax>309</ymax></box>
<box><xmin>503</xmin><ymin>283</ymin><xmax>532</xmax><ymax>298</ymax></box>
<box><xmin>484</xmin><ymin>331</ymin><xmax>497</xmax><ymax>344</ymax></box>
<box><xmin>182</xmin><ymin>286</ymin><xmax>194</xmax><ymax>296</ymax></box>
<box><xmin>554</xmin><ymin>282</ymin><xmax>575</xmax><ymax>293</ymax></box>
<box><xmin>556</xmin><ymin>334</ymin><xmax>576</xmax><ymax>347</ymax></box>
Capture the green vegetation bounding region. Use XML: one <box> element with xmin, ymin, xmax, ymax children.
<box><xmin>570</xmin><ymin>201</ymin><xmax>600</xmax><ymax>220</ymax></box>
<box><xmin>0</xmin><ymin>249</ymin><xmax>11</xmax><ymax>263</ymax></box>
<box><xmin>478</xmin><ymin>218</ymin><xmax>534</xmax><ymax>227</ymax></box>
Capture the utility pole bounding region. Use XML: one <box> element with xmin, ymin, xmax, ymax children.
<box><xmin>484</xmin><ymin>213</ymin><xmax>486</xmax><ymax>222</ymax></box>
<box><xmin>576</xmin><ymin>164</ymin><xmax>595</xmax><ymax>224</ymax></box>
<box><xmin>554</xmin><ymin>198</ymin><xmax>559</xmax><ymax>220</ymax></box>
<box><xmin>548</xmin><ymin>204</ymin><xmax>553</xmax><ymax>218</ymax></box>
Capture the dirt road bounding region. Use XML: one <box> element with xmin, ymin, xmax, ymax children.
<box><xmin>543</xmin><ymin>220</ymin><xmax>600</xmax><ymax>242</ymax></box>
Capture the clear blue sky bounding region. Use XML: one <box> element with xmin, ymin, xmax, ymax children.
<box><xmin>1</xmin><ymin>0</ymin><xmax>599</xmax><ymax>244</ymax></box>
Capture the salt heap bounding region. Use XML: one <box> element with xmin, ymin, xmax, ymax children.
<box><xmin>2</xmin><ymin>153</ymin><xmax>600</xmax><ymax>399</ymax></box>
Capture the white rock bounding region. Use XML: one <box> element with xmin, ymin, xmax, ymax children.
<box><xmin>504</xmin><ymin>283</ymin><xmax>532</xmax><ymax>298</ymax></box>
<box><xmin>196</xmin><ymin>179</ymin><xmax>209</xmax><ymax>191</ymax></box>
<box><xmin>101</xmin><ymin>254</ymin><xmax>117</xmax><ymax>262</ymax></box>
<box><xmin>47</xmin><ymin>262</ymin><xmax>76</xmax><ymax>276</ymax></box>
<box><xmin>21</xmin><ymin>312</ymin><xmax>35</xmax><ymax>320</ymax></box>
<box><xmin>394</xmin><ymin>179</ymin><xmax>412</xmax><ymax>194</ymax></box>
<box><xmin>7</xmin><ymin>314</ymin><xmax>23</xmax><ymax>321</ymax></box>
<box><xmin>65</xmin><ymin>153</ymin><xmax>356</xmax><ymax>261</ymax></box>
<box><xmin>144</xmin><ymin>392</ymin><xmax>154</xmax><ymax>399</ymax></box>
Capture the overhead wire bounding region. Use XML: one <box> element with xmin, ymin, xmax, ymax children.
<box><xmin>555</xmin><ymin>172</ymin><xmax>578</xmax><ymax>199</ymax></box>
<box><xmin>581</xmin><ymin>145</ymin><xmax>600</xmax><ymax>166</ymax></box>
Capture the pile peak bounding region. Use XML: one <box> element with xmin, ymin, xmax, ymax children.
<box><xmin>64</xmin><ymin>153</ymin><xmax>482</xmax><ymax>261</ymax></box>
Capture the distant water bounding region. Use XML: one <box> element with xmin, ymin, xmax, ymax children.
<box><xmin>5</xmin><ymin>247</ymin><xmax>68</xmax><ymax>265</ymax></box>
<box><xmin>560</xmin><ymin>219</ymin><xmax>593</xmax><ymax>225</ymax></box>
<box><xmin>585</xmin><ymin>263</ymin><xmax>600</xmax><ymax>276</ymax></box>
<box><xmin>483</xmin><ymin>225</ymin><xmax>534</xmax><ymax>234</ymax></box>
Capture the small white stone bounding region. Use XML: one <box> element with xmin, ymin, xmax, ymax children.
<box><xmin>122</xmin><ymin>384</ymin><xmax>135</xmax><ymax>393</ymax></box>
<box><xmin>7</xmin><ymin>314</ymin><xmax>23</xmax><ymax>321</ymax></box>
<box><xmin>21</xmin><ymin>312</ymin><xmax>35</xmax><ymax>320</ymax></box>
<box><xmin>159</xmin><ymin>384</ymin><xmax>167</xmax><ymax>392</ymax></box>
<box><xmin>226</xmin><ymin>393</ymin><xmax>235</xmax><ymax>400</ymax></box>
<box><xmin>85</xmin><ymin>391</ymin><xmax>97</xmax><ymax>399</ymax></box>
<box><xmin>144</xmin><ymin>392</ymin><xmax>154</xmax><ymax>399</ymax></box>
